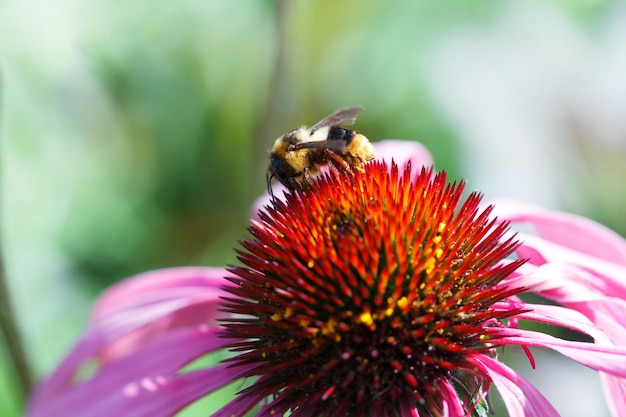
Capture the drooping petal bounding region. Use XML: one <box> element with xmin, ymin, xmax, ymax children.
<box><xmin>508</xmin><ymin>262</ymin><xmax>613</xmax><ymax>302</ymax></box>
<box><xmin>513</xmin><ymin>233</ymin><xmax>626</xmax><ymax>296</ymax></box>
<box><xmin>600</xmin><ymin>374</ymin><xmax>626</xmax><ymax>417</ymax></box>
<box><xmin>489</xmin><ymin>199</ymin><xmax>626</xmax><ymax>265</ymax></box>
<box><xmin>91</xmin><ymin>267</ymin><xmax>231</xmax><ymax>363</ymax></box>
<box><xmin>594</xmin><ymin>311</ymin><xmax>626</xmax><ymax>407</ymax></box>
<box><xmin>438</xmin><ymin>380</ymin><xmax>466</xmax><ymax>417</ymax></box>
<box><xmin>91</xmin><ymin>267</ymin><xmax>230</xmax><ymax>321</ymax></box>
<box><xmin>27</xmin><ymin>326</ymin><xmax>239</xmax><ymax>417</ymax></box>
<box><xmin>211</xmin><ymin>392</ymin><xmax>265</xmax><ymax>417</ymax></box>
<box><xmin>471</xmin><ymin>355</ymin><xmax>559</xmax><ymax>417</ymax></box>
<box><xmin>492</xmin><ymin>327</ymin><xmax>626</xmax><ymax>378</ymax></box>
<box><xmin>495</xmin><ymin>302</ymin><xmax>609</xmax><ymax>341</ymax></box>
<box><xmin>28</xmin><ymin>267</ymin><xmax>231</xmax><ymax>415</ymax></box>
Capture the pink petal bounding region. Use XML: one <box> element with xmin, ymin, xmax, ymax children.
<box><xmin>47</xmin><ymin>365</ymin><xmax>241</xmax><ymax>417</ymax></box>
<box><xmin>27</xmin><ymin>325</ymin><xmax>237</xmax><ymax>417</ymax></box>
<box><xmin>372</xmin><ymin>139</ymin><xmax>433</xmax><ymax>177</ymax></box>
<box><xmin>490</xmin><ymin>199</ymin><xmax>626</xmax><ymax>265</ymax></box>
<box><xmin>510</xmin><ymin>262</ymin><xmax>610</xmax><ymax>300</ymax></box>
<box><xmin>92</xmin><ymin>267</ymin><xmax>230</xmax><ymax>321</ymax></box>
<box><xmin>501</xmin><ymin>302</ymin><xmax>611</xmax><ymax>343</ymax></box>
<box><xmin>471</xmin><ymin>355</ymin><xmax>559</xmax><ymax>417</ymax></box>
<box><xmin>89</xmin><ymin>267</ymin><xmax>232</xmax><ymax>363</ymax></box>
<box><xmin>600</xmin><ymin>373</ymin><xmax>626</xmax><ymax>417</ymax></box>
<box><xmin>32</xmin><ymin>269</ymin><xmax>231</xmax><ymax>405</ymax></box>
<box><xmin>212</xmin><ymin>393</ymin><xmax>265</xmax><ymax>417</ymax></box>
<box><xmin>438</xmin><ymin>380</ymin><xmax>465</xmax><ymax>417</ymax></box>
<box><xmin>592</xmin><ymin>310</ymin><xmax>626</xmax><ymax>345</ymax></box>
<box><xmin>515</xmin><ymin>234</ymin><xmax>626</xmax><ymax>295</ymax></box>
<box><xmin>494</xmin><ymin>328</ymin><xmax>626</xmax><ymax>377</ymax></box>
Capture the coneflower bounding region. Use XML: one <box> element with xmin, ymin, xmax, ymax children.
<box><xmin>26</xmin><ymin>140</ymin><xmax>626</xmax><ymax>417</ymax></box>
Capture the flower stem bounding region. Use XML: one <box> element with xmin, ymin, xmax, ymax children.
<box><xmin>254</xmin><ymin>0</ymin><xmax>289</xmax><ymax>187</ymax></box>
<box><xmin>0</xmin><ymin>251</ymin><xmax>33</xmax><ymax>402</ymax></box>
<box><xmin>0</xmin><ymin>74</ymin><xmax>34</xmax><ymax>404</ymax></box>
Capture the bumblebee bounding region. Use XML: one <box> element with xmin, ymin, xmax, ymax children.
<box><xmin>267</xmin><ymin>106</ymin><xmax>375</xmax><ymax>197</ymax></box>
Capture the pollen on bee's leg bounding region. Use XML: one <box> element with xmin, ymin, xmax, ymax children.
<box><xmin>354</xmin><ymin>164</ymin><xmax>367</xmax><ymax>173</ymax></box>
<box><xmin>326</xmin><ymin>150</ymin><xmax>351</xmax><ymax>171</ymax></box>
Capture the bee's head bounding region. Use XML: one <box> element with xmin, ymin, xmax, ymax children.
<box><xmin>266</xmin><ymin>152</ymin><xmax>301</xmax><ymax>200</ymax></box>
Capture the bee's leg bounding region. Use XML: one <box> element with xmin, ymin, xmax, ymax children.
<box><xmin>325</xmin><ymin>150</ymin><xmax>350</xmax><ymax>171</ymax></box>
<box><xmin>289</xmin><ymin>176</ymin><xmax>303</xmax><ymax>190</ymax></box>
<box><xmin>301</xmin><ymin>168</ymin><xmax>313</xmax><ymax>188</ymax></box>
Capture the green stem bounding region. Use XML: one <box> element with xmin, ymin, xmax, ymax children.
<box><xmin>254</xmin><ymin>0</ymin><xmax>290</xmax><ymax>188</ymax></box>
<box><xmin>0</xmin><ymin>251</ymin><xmax>34</xmax><ymax>403</ymax></box>
<box><xmin>0</xmin><ymin>70</ymin><xmax>34</xmax><ymax>406</ymax></box>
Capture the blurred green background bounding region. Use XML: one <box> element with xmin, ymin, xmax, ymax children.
<box><xmin>1</xmin><ymin>0</ymin><xmax>625</xmax><ymax>416</ymax></box>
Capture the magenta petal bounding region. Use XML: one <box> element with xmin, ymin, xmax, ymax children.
<box><xmin>33</xmin><ymin>365</ymin><xmax>239</xmax><ymax>417</ymax></box>
<box><xmin>495</xmin><ymin>328</ymin><xmax>626</xmax><ymax>377</ymax></box>
<box><xmin>211</xmin><ymin>393</ymin><xmax>264</xmax><ymax>417</ymax></box>
<box><xmin>27</xmin><ymin>325</ymin><xmax>235</xmax><ymax>417</ymax></box>
<box><xmin>512</xmin><ymin>262</ymin><xmax>612</xmax><ymax>301</ymax></box>
<box><xmin>372</xmin><ymin>139</ymin><xmax>433</xmax><ymax>176</ymax></box>
<box><xmin>438</xmin><ymin>380</ymin><xmax>465</xmax><ymax>417</ymax></box>
<box><xmin>89</xmin><ymin>268</ymin><xmax>232</xmax><ymax>364</ymax></box>
<box><xmin>31</xmin><ymin>269</ymin><xmax>230</xmax><ymax>408</ymax></box>
<box><xmin>92</xmin><ymin>267</ymin><xmax>230</xmax><ymax>321</ymax></box>
<box><xmin>514</xmin><ymin>234</ymin><xmax>626</xmax><ymax>295</ymax></box>
<box><xmin>507</xmin><ymin>303</ymin><xmax>612</xmax><ymax>343</ymax></box>
<box><xmin>490</xmin><ymin>199</ymin><xmax>626</xmax><ymax>265</ymax></box>
<box><xmin>472</xmin><ymin>355</ymin><xmax>559</xmax><ymax>417</ymax></box>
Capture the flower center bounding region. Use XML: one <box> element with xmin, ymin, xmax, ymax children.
<box><xmin>221</xmin><ymin>161</ymin><xmax>525</xmax><ymax>416</ymax></box>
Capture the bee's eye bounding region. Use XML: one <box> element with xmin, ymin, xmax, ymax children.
<box><xmin>270</xmin><ymin>155</ymin><xmax>292</xmax><ymax>177</ymax></box>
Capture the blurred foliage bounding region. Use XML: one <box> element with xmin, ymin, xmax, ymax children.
<box><xmin>0</xmin><ymin>0</ymin><xmax>623</xmax><ymax>416</ymax></box>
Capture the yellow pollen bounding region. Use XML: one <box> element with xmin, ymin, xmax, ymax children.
<box><xmin>397</xmin><ymin>296</ymin><xmax>409</xmax><ymax>310</ymax></box>
<box><xmin>438</xmin><ymin>221</ymin><xmax>446</xmax><ymax>233</ymax></box>
<box><xmin>434</xmin><ymin>248</ymin><xmax>443</xmax><ymax>258</ymax></box>
<box><xmin>433</xmin><ymin>235</ymin><xmax>442</xmax><ymax>244</ymax></box>
<box><xmin>284</xmin><ymin>307</ymin><xmax>293</xmax><ymax>318</ymax></box>
<box><xmin>384</xmin><ymin>307</ymin><xmax>394</xmax><ymax>317</ymax></box>
<box><xmin>271</xmin><ymin>313</ymin><xmax>282</xmax><ymax>321</ymax></box>
<box><xmin>359</xmin><ymin>312</ymin><xmax>374</xmax><ymax>326</ymax></box>
<box><xmin>307</xmin><ymin>259</ymin><xmax>314</xmax><ymax>268</ymax></box>
<box><xmin>425</xmin><ymin>258</ymin><xmax>436</xmax><ymax>274</ymax></box>
<box><xmin>321</xmin><ymin>318</ymin><xmax>338</xmax><ymax>335</ymax></box>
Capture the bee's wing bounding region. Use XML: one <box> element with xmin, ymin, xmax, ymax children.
<box><xmin>309</xmin><ymin>106</ymin><xmax>363</xmax><ymax>133</ymax></box>
<box><xmin>290</xmin><ymin>139</ymin><xmax>347</xmax><ymax>153</ymax></box>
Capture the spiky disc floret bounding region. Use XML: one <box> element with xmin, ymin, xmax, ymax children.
<box><xmin>221</xmin><ymin>161</ymin><xmax>526</xmax><ymax>416</ymax></box>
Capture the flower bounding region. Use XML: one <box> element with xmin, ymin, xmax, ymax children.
<box><xmin>26</xmin><ymin>140</ymin><xmax>626</xmax><ymax>417</ymax></box>
<box><xmin>487</xmin><ymin>199</ymin><xmax>626</xmax><ymax>417</ymax></box>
